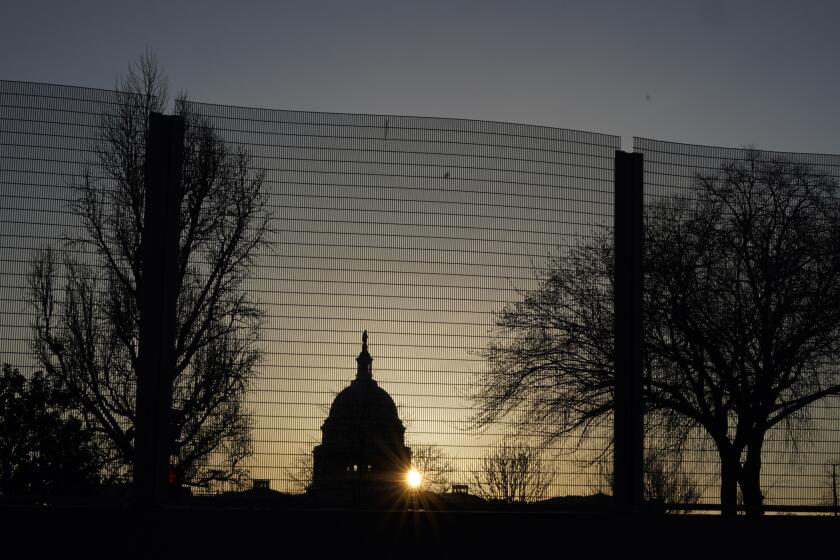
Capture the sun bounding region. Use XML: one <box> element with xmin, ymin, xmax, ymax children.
<box><xmin>407</xmin><ymin>468</ymin><xmax>422</xmax><ymax>489</ymax></box>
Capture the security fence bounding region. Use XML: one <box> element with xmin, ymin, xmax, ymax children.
<box><xmin>1</xmin><ymin>79</ymin><xmax>839</xmax><ymax>514</ymax></box>
<box><xmin>181</xmin><ymin>100</ymin><xmax>618</xmax><ymax>501</ymax></box>
<box><xmin>636</xmin><ymin>138</ymin><xmax>840</xmax><ymax>512</ymax></box>
<box><xmin>0</xmin><ymin>81</ymin><xmax>148</xmax><ymax>494</ymax></box>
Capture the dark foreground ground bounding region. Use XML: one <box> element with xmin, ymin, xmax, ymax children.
<box><xmin>2</xmin><ymin>503</ymin><xmax>836</xmax><ymax>558</ymax></box>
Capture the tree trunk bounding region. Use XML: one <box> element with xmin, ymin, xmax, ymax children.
<box><xmin>719</xmin><ymin>449</ymin><xmax>740</xmax><ymax>517</ymax></box>
<box><xmin>739</xmin><ymin>434</ymin><xmax>765</xmax><ymax>517</ymax></box>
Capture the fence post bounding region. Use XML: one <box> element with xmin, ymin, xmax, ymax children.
<box><xmin>134</xmin><ymin>112</ymin><xmax>184</xmax><ymax>507</ymax></box>
<box><xmin>613</xmin><ymin>150</ymin><xmax>644</xmax><ymax>512</ymax></box>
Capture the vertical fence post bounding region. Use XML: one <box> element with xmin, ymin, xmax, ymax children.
<box><xmin>613</xmin><ymin>150</ymin><xmax>644</xmax><ymax>512</ymax></box>
<box><xmin>135</xmin><ymin>112</ymin><xmax>184</xmax><ymax>507</ymax></box>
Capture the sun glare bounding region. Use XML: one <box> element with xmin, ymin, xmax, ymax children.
<box><xmin>407</xmin><ymin>468</ymin><xmax>422</xmax><ymax>489</ymax></box>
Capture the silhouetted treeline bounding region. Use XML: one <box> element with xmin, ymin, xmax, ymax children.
<box><xmin>0</xmin><ymin>364</ymin><xmax>100</xmax><ymax>498</ymax></box>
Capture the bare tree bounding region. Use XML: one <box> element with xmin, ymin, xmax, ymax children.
<box><xmin>285</xmin><ymin>452</ymin><xmax>314</xmax><ymax>494</ymax></box>
<box><xmin>471</xmin><ymin>440</ymin><xmax>551</xmax><ymax>503</ymax></box>
<box><xmin>474</xmin><ymin>150</ymin><xmax>840</xmax><ymax>516</ymax></box>
<box><xmin>410</xmin><ymin>444</ymin><xmax>455</xmax><ymax>494</ymax></box>
<box><xmin>594</xmin><ymin>449</ymin><xmax>700</xmax><ymax>513</ymax></box>
<box><xmin>643</xmin><ymin>454</ymin><xmax>701</xmax><ymax>512</ymax></box>
<box><xmin>823</xmin><ymin>460</ymin><xmax>839</xmax><ymax>515</ymax></box>
<box><xmin>28</xmin><ymin>51</ymin><xmax>270</xmax><ymax>489</ymax></box>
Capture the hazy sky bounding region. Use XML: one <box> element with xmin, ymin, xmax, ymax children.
<box><xmin>1</xmin><ymin>0</ymin><xmax>837</xmax><ymax>154</ymax></box>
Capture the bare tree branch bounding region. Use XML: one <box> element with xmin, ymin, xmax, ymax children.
<box><xmin>27</xmin><ymin>52</ymin><xmax>270</xmax><ymax>487</ymax></box>
<box><xmin>473</xmin><ymin>150</ymin><xmax>840</xmax><ymax>516</ymax></box>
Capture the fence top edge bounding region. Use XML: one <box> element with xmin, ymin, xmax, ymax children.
<box><xmin>0</xmin><ymin>79</ymin><xmax>125</xmax><ymax>98</ymax></box>
<box><xmin>182</xmin><ymin>99</ymin><xmax>622</xmax><ymax>144</ymax></box>
<box><xmin>634</xmin><ymin>136</ymin><xmax>840</xmax><ymax>161</ymax></box>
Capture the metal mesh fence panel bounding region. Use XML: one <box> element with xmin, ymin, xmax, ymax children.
<box><xmin>183</xmin><ymin>101</ymin><xmax>619</xmax><ymax>501</ymax></box>
<box><xmin>636</xmin><ymin>137</ymin><xmax>840</xmax><ymax>511</ymax></box>
<box><xmin>1</xmin><ymin>81</ymin><xmax>118</xmax><ymax>367</ymax></box>
<box><xmin>4</xmin><ymin>78</ymin><xmax>840</xmax><ymax>515</ymax></box>
<box><xmin>0</xmin><ymin>80</ymin><xmax>155</xmax><ymax>497</ymax></box>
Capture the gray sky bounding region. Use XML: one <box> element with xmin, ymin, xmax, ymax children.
<box><xmin>1</xmin><ymin>0</ymin><xmax>837</xmax><ymax>153</ymax></box>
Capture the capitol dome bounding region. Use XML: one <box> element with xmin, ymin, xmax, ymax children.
<box><xmin>323</xmin><ymin>379</ymin><xmax>402</xmax><ymax>436</ymax></box>
<box><xmin>311</xmin><ymin>331</ymin><xmax>412</xmax><ymax>495</ymax></box>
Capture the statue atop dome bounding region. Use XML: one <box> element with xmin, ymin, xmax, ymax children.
<box><xmin>356</xmin><ymin>329</ymin><xmax>372</xmax><ymax>380</ymax></box>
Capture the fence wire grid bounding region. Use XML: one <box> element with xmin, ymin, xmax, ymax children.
<box><xmin>183</xmin><ymin>100</ymin><xmax>618</xmax><ymax>498</ymax></box>
<box><xmin>636</xmin><ymin>137</ymin><xmax>840</xmax><ymax>510</ymax></box>
<box><xmin>2</xmin><ymin>79</ymin><xmax>840</xmax><ymax>513</ymax></box>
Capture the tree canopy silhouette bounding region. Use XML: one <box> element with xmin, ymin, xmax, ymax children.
<box><xmin>0</xmin><ymin>364</ymin><xmax>100</xmax><ymax>497</ymax></box>
<box><xmin>473</xmin><ymin>150</ymin><xmax>840</xmax><ymax>516</ymax></box>
<box><xmin>27</xmin><ymin>53</ymin><xmax>271</xmax><ymax>489</ymax></box>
